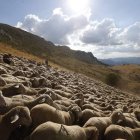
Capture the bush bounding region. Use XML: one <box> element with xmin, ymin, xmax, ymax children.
<box><xmin>105</xmin><ymin>73</ymin><xmax>121</xmax><ymax>87</ymax></box>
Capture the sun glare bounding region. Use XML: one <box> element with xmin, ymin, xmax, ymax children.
<box><xmin>67</xmin><ymin>0</ymin><xmax>90</xmax><ymax>14</ymax></box>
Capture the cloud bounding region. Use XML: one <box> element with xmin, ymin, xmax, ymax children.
<box><xmin>80</xmin><ymin>18</ymin><xmax>122</xmax><ymax>46</ymax></box>
<box><xmin>16</xmin><ymin>8</ymin><xmax>140</xmax><ymax>58</ymax></box>
<box><xmin>119</xmin><ymin>22</ymin><xmax>140</xmax><ymax>46</ymax></box>
<box><xmin>17</xmin><ymin>8</ymin><xmax>89</xmax><ymax>44</ymax></box>
<box><xmin>17</xmin><ymin>14</ymin><xmax>42</xmax><ymax>32</ymax></box>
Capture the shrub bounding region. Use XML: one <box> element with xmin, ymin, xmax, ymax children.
<box><xmin>105</xmin><ymin>73</ymin><xmax>121</xmax><ymax>87</ymax></box>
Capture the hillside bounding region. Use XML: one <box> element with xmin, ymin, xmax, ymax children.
<box><xmin>0</xmin><ymin>23</ymin><xmax>140</xmax><ymax>95</ymax></box>
<box><xmin>112</xmin><ymin>64</ymin><xmax>140</xmax><ymax>95</ymax></box>
<box><xmin>0</xmin><ymin>23</ymin><xmax>101</xmax><ymax>65</ymax></box>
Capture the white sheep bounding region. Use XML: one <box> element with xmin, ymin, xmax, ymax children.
<box><xmin>104</xmin><ymin>124</ymin><xmax>140</xmax><ymax>140</ymax></box>
<box><xmin>83</xmin><ymin>110</ymin><xmax>125</xmax><ymax>140</ymax></box>
<box><xmin>134</xmin><ymin>109</ymin><xmax>140</xmax><ymax>121</ymax></box>
<box><xmin>30</xmin><ymin>121</ymin><xmax>99</xmax><ymax>140</ymax></box>
<box><xmin>79</xmin><ymin>109</ymin><xmax>102</xmax><ymax>126</ymax></box>
<box><xmin>1</xmin><ymin>83</ymin><xmax>38</xmax><ymax>97</ymax></box>
<box><xmin>0</xmin><ymin>76</ymin><xmax>7</xmax><ymax>86</ymax></box>
<box><xmin>0</xmin><ymin>92</ymin><xmax>55</xmax><ymax>114</ymax></box>
<box><xmin>30</xmin><ymin>103</ymin><xmax>82</xmax><ymax>129</ymax></box>
<box><xmin>0</xmin><ymin>106</ymin><xmax>32</xmax><ymax>140</ymax></box>
<box><xmin>118</xmin><ymin>112</ymin><xmax>140</xmax><ymax>128</ymax></box>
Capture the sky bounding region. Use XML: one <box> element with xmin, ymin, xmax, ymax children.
<box><xmin>0</xmin><ymin>0</ymin><xmax>140</xmax><ymax>59</ymax></box>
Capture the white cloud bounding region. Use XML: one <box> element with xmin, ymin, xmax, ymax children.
<box><xmin>17</xmin><ymin>14</ymin><xmax>42</xmax><ymax>32</ymax></box>
<box><xmin>16</xmin><ymin>8</ymin><xmax>89</xmax><ymax>44</ymax></box>
<box><xmin>80</xmin><ymin>18</ymin><xmax>122</xmax><ymax>46</ymax></box>
<box><xmin>119</xmin><ymin>22</ymin><xmax>140</xmax><ymax>46</ymax></box>
<box><xmin>16</xmin><ymin>8</ymin><xmax>140</xmax><ymax>58</ymax></box>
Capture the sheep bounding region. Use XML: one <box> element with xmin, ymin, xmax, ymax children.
<box><xmin>134</xmin><ymin>109</ymin><xmax>140</xmax><ymax>122</ymax></box>
<box><xmin>17</xmin><ymin>84</ymin><xmax>38</xmax><ymax>96</ymax></box>
<box><xmin>96</xmin><ymin>105</ymin><xmax>115</xmax><ymax>112</ymax></box>
<box><xmin>0</xmin><ymin>106</ymin><xmax>32</xmax><ymax>140</ymax></box>
<box><xmin>83</xmin><ymin>110</ymin><xmax>125</xmax><ymax>140</ymax></box>
<box><xmin>0</xmin><ymin>92</ymin><xmax>55</xmax><ymax>114</ymax></box>
<box><xmin>0</xmin><ymin>76</ymin><xmax>7</xmax><ymax>86</ymax></box>
<box><xmin>38</xmin><ymin>88</ymin><xmax>67</xmax><ymax>100</ymax></box>
<box><xmin>0</xmin><ymin>66</ymin><xmax>8</xmax><ymax>74</ymax></box>
<box><xmin>70</xmin><ymin>92</ymin><xmax>84</xmax><ymax>99</ymax></box>
<box><xmin>30</xmin><ymin>121</ymin><xmax>99</xmax><ymax>140</ymax></box>
<box><xmin>0</xmin><ymin>55</ymin><xmax>3</xmax><ymax>63</ymax></box>
<box><xmin>104</xmin><ymin>124</ymin><xmax>140</xmax><ymax>140</ymax></box>
<box><xmin>118</xmin><ymin>112</ymin><xmax>140</xmax><ymax>128</ymax></box>
<box><xmin>82</xmin><ymin>103</ymin><xmax>111</xmax><ymax>116</ymax></box>
<box><xmin>54</xmin><ymin>89</ymin><xmax>72</xmax><ymax>98</ymax></box>
<box><xmin>2</xmin><ymin>53</ymin><xmax>13</xmax><ymax>65</ymax></box>
<box><xmin>1</xmin><ymin>84</ymin><xmax>25</xmax><ymax>97</ymax></box>
<box><xmin>12</xmin><ymin>94</ymin><xmax>34</xmax><ymax>102</ymax></box>
<box><xmin>54</xmin><ymin>98</ymin><xmax>83</xmax><ymax>108</ymax></box>
<box><xmin>1</xmin><ymin>84</ymin><xmax>38</xmax><ymax>97</ymax></box>
<box><xmin>0</xmin><ymin>74</ymin><xmax>25</xmax><ymax>85</ymax></box>
<box><xmin>30</xmin><ymin>77</ymin><xmax>52</xmax><ymax>88</ymax></box>
<box><xmin>79</xmin><ymin>109</ymin><xmax>102</xmax><ymax>126</ymax></box>
<box><xmin>30</xmin><ymin>103</ymin><xmax>82</xmax><ymax>129</ymax></box>
<box><xmin>55</xmin><ymin>85</ymin><xmax>73</xmax><ymax>93</ymax></box>
<box><xmin>12</xmin><ymin>70</ymin><xmax>26</xmax><ymax>77</ymax></box>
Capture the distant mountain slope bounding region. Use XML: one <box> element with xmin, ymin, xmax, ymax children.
<box><xmin>100</xmin><ymin>57</ymin><xmax>140</xmax><ymax>65</ymax></box>
<box><xmin>0</xmin><ymin>23</ymin><xmax>101</xmax><ymax>65</ymax></box>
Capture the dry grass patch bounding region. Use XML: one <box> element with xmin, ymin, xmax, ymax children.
<box><xmin>0</xmin><ymin>43</ymin><xmax>44</xmax><ymax>62</ymax></box>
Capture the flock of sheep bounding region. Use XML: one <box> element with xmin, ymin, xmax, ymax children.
<box><xmin>0</xmin><ymin>53</ymin><xmax>140</xmax><ymax>140</ymax></box>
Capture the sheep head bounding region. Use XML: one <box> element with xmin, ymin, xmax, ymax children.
<box><xmin>110</xmin><ymin>110</ymin><xmax>125</xmax><ymax>124</ymax></box>
<box><xmin>0</xmin><ymin>91</ymin><xmax>6</xmax><ymax>107</ymax></box>
<box><xmin>134</xmin><ymin>109</ymin><xmax>140</xmax><ymax>121</ymax></box>
<box><xmin>69</xmin><ymin>105</ymin><xmax>82</xmax><ymax>123</ymax></box>
<box><xmin>18</xmin><ymin>84</ymin><xmax>26</xmax><ymax>94</ymax></box>
<box><xmin>74</xmin><ymin>99</ymin><xmax>83</xmax><ymax>107</ymax></box>
<box><xmin>3</xmin><ymin>106</ymin><xmax>32</xmax><ymax>127</ymax></box>
<box><xmin>84</xmin><ymin>126</ymin><xmax>99</xmax><ymax>140</ymax></box>
<box><xmin>38</xmin><ymin>94</ymin><xmax>53</xmax><ymax>104</ymax></box>
<box><xmin>71</xmin><ymin>93</ymin><xmax>84</xmax><ymax>100</ymax></box>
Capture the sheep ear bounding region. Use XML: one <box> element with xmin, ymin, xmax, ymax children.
<box><xmin>10</xmin><ymin>114</ymin><xmax>19</xmax><ymax>123</ymax></box>
<box><xmin>117</xmin><ymin>112</ymin><xmax>121</xmax><ymax>116</ymax></box>
<box><xmin>14</xmin><ymin>84</ymin><xmax>19</xmax><ymax>88</ymax></box>
<box><xmin>49</xmin><ymin>93</ymin><xmax>52</xmax><ymax>97</ymax></box>
<box><xmin>39</xmin><ymin>98</ymin><xmax>46</xmax><ymax>103</ymax></box>
<box><xmin>0</xmin><ymin>93</ymin><xmax>6</xmax><ymax>107</ymax></box>
<box><xmin>68</xmin><ymin>105</ymin><xmax>73</xmax><ymax>111</ymax></box>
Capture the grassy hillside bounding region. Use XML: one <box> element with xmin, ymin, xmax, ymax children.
<box><xmin>0</xmin><ymin>43</ymin><xmax>69</xmax><ymax>71</ymax></box>
<box><xmin>0</xmin><ymin>23</ymin><xmax>101</xmax><ymax>65</ymax></box>
<box><xmin>112</xmin><ymin>65</ymin><xmax>140</xmax><ymax>95</ymax></box>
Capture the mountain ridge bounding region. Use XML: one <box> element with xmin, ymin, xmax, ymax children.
<box><xmin>0</xmin><ymin>23</ymin><xmax>102</xmax><ymax>65</ymax></box>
